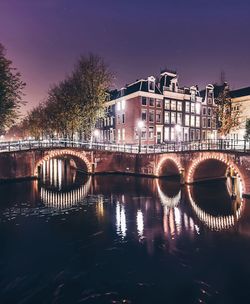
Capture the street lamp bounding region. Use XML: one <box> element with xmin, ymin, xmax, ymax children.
<box><xmin>138</xmin><ymin>120</ymin><xmax>144</xmax><ymax>153</ymax></box>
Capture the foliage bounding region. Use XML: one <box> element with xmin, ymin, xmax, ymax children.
<box><xmin>22</xmin><ymin>53</ymin><xmax>112</xmax><ymax>139</ymax></box>
<box><xmin>215</xmin><ymin>83</ymin><xmax>240</xmax><ymax>137</ymax></box>
<box><xmin>0</xmin><ymin>43</ymin><xmax>26</xmax><ymax>132</ymax></box>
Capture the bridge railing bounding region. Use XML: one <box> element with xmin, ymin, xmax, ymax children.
<box><xmin>0</xmin><ymin>138</ymin><xmax>249</xmax><ymax>154</ymax></box>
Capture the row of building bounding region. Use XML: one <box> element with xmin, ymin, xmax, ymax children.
<box><xmin>96</xmin><ymin>70</ymin><xmax>250</xmax><ymax>145</ymax></box>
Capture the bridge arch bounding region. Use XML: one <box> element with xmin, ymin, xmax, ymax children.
<box><xmin>187</xmin><ymin>153</ymin><xmax>245</xmax><ymax>194</ymax></box>
<box><xmin>34</xmin><ymin>149</ymin><xmax>92</xmax><ymax>177</ymax></box>
<box><xmin>155</xmin><ymin>156</ymin><xmax>182</xmax><ymax>178</ymax></box>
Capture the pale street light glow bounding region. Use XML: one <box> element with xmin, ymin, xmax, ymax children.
<box><xmin>138</xmin><ymin>120</ymin><xmax>144</xmax><ymax>129</ymax></box>
<box><xmin>93</xmin><ymin>129</ymin><xmax>100</xmax><ymax>137</ymax></box>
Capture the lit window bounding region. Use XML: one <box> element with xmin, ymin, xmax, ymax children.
<box><xmin>165</xmin><ymin>99</ymin><xmax>170</xmax><ymax>110</ymax></box>
<box><xmin>177</xmin><ymin>113</ymin><xmax>182</xmax><ymax>125</ymax></box>
<box><xmin>185</xmin><ymin>102</ymin><xmax>190</xmax><ymax>113</ymax></box>
<box><xmin>177</xmin><ymin>101</ymin><xmax>182</xmax><ymax>111</ymax></box>
<box><xmin>122</xmin><ymin>128</ymin><xmax>125</xmax><ymax>140</ymax></box>
<box><xmin>149</xmin><ymin>127</ymin><xmax>154</xmax><ymax>139</ymax></box>
<box><xmin>196</xmin><ymin>103</ymin><xmax>201</xmax><ymax>114</ymax></box>
<box><xmin>117</xmin><ymin>101</ymin><xmax>121</xmax><ymax>111</ymax></box>
<box><xmin>121</xmin><ymin>99</ymin><xmax>125</xmax><ymax>110</ymax></box>
<box><xmin>190</xmin><ymin>115</ymin><xmax>195</xmax><ymax>127</ymax></box>
<box><xmin>196</xmin><ymin>116</ymin><xmax>200</xmax><ymax>127</ymax></box>
<box><xmin>171</xmin><ymin>100</ymin><xmax>176</xmax><ymax>111</ymax></box>
<box><xmin>171</xmin><ymin>112</ymin><xmax>176</xmax><ymax>124</ymax></box>
<box><xmin>164</xmin><ymin>127</ymin><xmax>170</xmax><ymax>141</ymax></box>
<box><xmin>164</xmin><ymin>111</ymin><xmax>170</xmax><ymax>124</ymax></box>
<box><xmin>185</xmin><ymin>115</ymin><xmax>190</xmax><ymax>126</ymax></box>
<box><xmin>191</xmin><ymin>103</ymin><xmax>195</xmax><ymax>113</ymax></box>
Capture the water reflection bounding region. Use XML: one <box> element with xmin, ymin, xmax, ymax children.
<box><xmin>188</xmin><ymin>181</ymin><xmax>244</xmax><ymax>231</ymax></box>
<box><xmin>1</xmin><ymin>164</ymin><xmax>250</xmax><ymax>303</ymax></box>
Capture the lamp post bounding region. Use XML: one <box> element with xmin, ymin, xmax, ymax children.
<box><xmin>138</xmin><ymin>120</ymin><xmax>144</xmax><ymax>153</ymax></box>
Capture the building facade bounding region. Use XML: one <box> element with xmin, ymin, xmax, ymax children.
<box><xmin>230</xmin><ymin>87</ymin><xmax>250</xmax><ymax>141</ymax></box>
<box><xmin>96</xmin><ymin>71</ymin><xmax>219</xmax><ymax>144</ymax></box>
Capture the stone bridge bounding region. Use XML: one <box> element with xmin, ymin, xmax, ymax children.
<box><xmin>0</xmin><ymin>146</ymin><xmax>250</xmax><ymax>197</ymax></box>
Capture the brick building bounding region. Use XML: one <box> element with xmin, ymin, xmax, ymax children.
<box><xmin>96</xmin><ymin>71</ymin><xmax>219</xmax><ymax>144</ymax></box>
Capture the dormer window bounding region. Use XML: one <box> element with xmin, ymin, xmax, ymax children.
<box><xmin>148</xmin><ymin>76</ymin><xmax>155</xmax><ymax>92</ymax></box>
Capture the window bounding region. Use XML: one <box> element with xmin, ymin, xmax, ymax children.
<box><xmin>203</xmin><ymin>107</ymin><xmax>207</xmax><ymax>115</ymax></box>
<box><xmin>177</xmin><ymin>113</ymin><xmax>182</xmax><ymax>125</ymax></box>
<box><xmin>190</xmin><ymin>129</ymin><xmax>195</xmax><ymax>141</ymax></box>
<box><xmin>207</xmin><ymin>118</ymin><xmax>211</xmax><ymax>128</ymax></box>
<box><xmin>156</xmin><ymin>111</ymin><xmax>161</xmax><ymax>123</ymax></box>
<box><xmin>165</xmin><ymin>99</ymin><xmax>170</xmax><ymax>110</ymax></box>
<box><xmin>202</xmin><ymin>131</ymin><xmax>206</xmax><ymax>140</ymax></box>
<box><xmin>118</xmin><ymin>129</ymin><xmax>121</xmax><ymax>141</ymax></box>
<box><xmin>185</xmin><ymin>102</ymin><xmax>190</xmax><ymax>113</ymax></box>
<box><xmin>164</xmin><ymin>127</ymin><xmax>170</xmax><ymax>141</ymax></box>
<box><xmin>142</xmin><ymin>97</ymin><xmax>147</xmax><ymax>106</ymax></box>
<box><xmin>149</xmin><ymin>98</ymin><xmax>154</xmax><ymax>106</ymax></box>
<box><xmin>122</xmin><ymin>113</ymin><xmax>125</xmax><ymax>124</ymax></box>
<box><xmin>196</xmin><ymin>103</ymin><xmax>201</xmax><ymax>114</ymax></box>
<box><xmin>171</xmin><ymin>100</ymin><xmax>176</xmax><ymax>111</ymax></box>
<box><xmin>171</xmin><ymin>112</ymin><xmax>176</xmax><ymax>124</ymax></box>
<box><xmin>122</xmin><ymin>128</ymin><xmax>125</xmax><ymax>140</ymax></box>
<box><xmin>185</xmin><ymin>114</ymin><xmax>190</xmax><ymax>126</ymax></box>
<box><xmin>148</xmin><ymin>127</ymin><xmax>154</xmax><ymax>139</ymax></box>
<box><xmin>191</xmin><ymin>103</ymin><xmax>195</xmax><ymax>113</ymax></box>
<box><xmin>207</xmin><ymin>107</ymin><xmax>211</xmax><ymax>116</ymax></box>
<box><xmin>164</xmin><ymin>111</ymin><xmax>170</xmax><ymax>124</ymax></box>
<box><xmin>156</xmin><ymin>99</ymin><xmax>161</xmax><ymax>107</ymax></box>
<box><xmin>141</xmin><ymin>128</ymin><xmax>147</xmax><ymax>139</ymax></box>
<box><xmin>171</xmin><ymin>128</ymin><xmax>175</xmax><ymax>141</ymax></box>
<box><xmin>196</xmin><ymin>130</ymin><xmax>200</xmax><ymax>140</ymax></box>
<box><xmin>177</xmin><ymin>101</ymin><xmax>182</xmax><ymax>111</ymax></box>
<box><xmin>149</xmin><ymin>81</ymin><xmax>155</xmax><ymax>92</ymax></box>
<box><xmin>149</xmin><ymin>110</ymin><xmax>154</xmax><ymax>122</ymax></box>
<box><xmin>121</xmin><ymin>99</ymin><xmax>125</xmax><ymax>110</ymax></box>
<box><xmin>196</xmin><ymin>116</ymin><xmax>200</xmax><ymax>128</ymax></box>
<box><xmin>117</xmin><ymin>101</ymin><xmax>121</xmax><ymax>111</ymax></box>
<box><xmin>190</xmin><ymin>115</ymin><xmax>195</xmax><ymax>127</ymax></box>
<box><xmin>142</xmin><ymin>110</ymin><xmax>147</xmax><ymax>121</ymax></box>
<box><xmin>207</xmin><ymin>97</ymin><xmax>213</xmax><ymax>104</ymax></box>
<box><xmin>202</xmin><ymin>117</ymin><xmax>206</xmax><ymax>128</ymax></box>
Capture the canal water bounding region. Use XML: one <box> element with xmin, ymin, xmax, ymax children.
<box><xmin>0</xmin><ymin>158</ymin><xmax>250</xmax><ymax>304</ymax></box>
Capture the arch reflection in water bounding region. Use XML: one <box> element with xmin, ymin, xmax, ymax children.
<box><xmin>39</xmin><ymin>157</ymin><xmax>91</xmax><ymax>209</ymax></box>
<box><xmin>187</xmin><ymin>181</ymin><xmax>244</xmax><ymax>231</ymax></box>
<box><xmin>157</xmin><ymin>179</ymin><xmax>198</xmax><ymax>238</ymax></box>
<box><xmin>40</xmin><ymin>177</ymin><xmax>91</xmax><ymax>209</ymax></box>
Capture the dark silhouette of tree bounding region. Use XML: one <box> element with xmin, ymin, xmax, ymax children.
<box><xmin>0</xmin><ymin>43</ymin><xmax>26</xmax><ymax>132</ymax></box>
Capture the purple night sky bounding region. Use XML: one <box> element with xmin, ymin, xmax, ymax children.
<box><xmin>0</xmin><ymin>0</ymin><xmax>250</xmax><ymax>114</ymax></box>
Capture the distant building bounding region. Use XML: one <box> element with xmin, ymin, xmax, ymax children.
<box><xmin>230</xmin><ymin>87</ymin><xmax>250</xmax><ymax>141</ymax></box>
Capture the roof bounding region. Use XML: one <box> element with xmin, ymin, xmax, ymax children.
<box><xmin>110</xmin><ymin>79</ymin><xmax>162</xmax><ymax>100</ymax></box>
<box><xmin>230</xmin><ymin>87</ymin><xmax>250</xmax><ymax>98</ymax></box>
